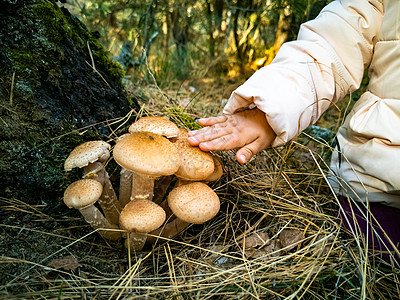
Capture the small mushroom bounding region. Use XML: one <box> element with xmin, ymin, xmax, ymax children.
<box><xmin>149</xmin><ymin>182</ymin><xmax>220</xmax><ymax>241</ymax></box>
<box><xmin>129</xmin><ymin>116</ymin><xmax>180</xmax><ymax>138</ymax></box>
<box><xmin>64</xmin><ymin>141</ymin><xmax>122</xmax><ymax>225</ymax></box>
<box><xmin>113</xmin><ymin>132</ymin><xmax>181</xmax><ymax>201</ymax></box>
<box><xmin>119</xmin><ymin>199</ymin><xmax>166</xmax><ymax>251</ymax></box>
<box><xmin>63</xmin><ymin>179</ymin><xmax>121</xmax><ymax>241</ymax></box>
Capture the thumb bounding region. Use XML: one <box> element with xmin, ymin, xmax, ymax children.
<box><xmin>236</xmin><ymin>139</ymin><xmax>266</xmax><ymax>164</ymax></box>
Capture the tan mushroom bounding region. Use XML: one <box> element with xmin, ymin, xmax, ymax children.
<box><xmin>173</xmin><ymin>128</ymin><xmax>214</xmax><ymax>186</ymax></box>
<box><xmin>64</xmin><ymin>141</ymin><xmax>122</xmax><ymax>225</ymax></box>
<box><xmin>148</xmin><ymin>182</ymin><xmax>220</xmax><ymax>242</ymax></box>
<box><xmin>63</xmin><ymin>179</ymin><xmax>121</xmax><ymax>241</ymax></box>
<box><xmin>113</xmin><ymin>132</ymin><xmax>181</xmax><ymax>201</ymax></box>
<box><xmin>129</xmin><ymin>116</ymin><xmax>180</xmax><ymax>138</ymax></box>
<box><xmin>119</xmin><ymin>199</ymin><xmax>166</xmax><ymax>251</ymax></box>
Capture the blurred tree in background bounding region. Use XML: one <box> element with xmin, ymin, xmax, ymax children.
<box><xmin>65</xmin><ymin>0</ymin><xmax>327</xmax><ymax>86</ymax></box>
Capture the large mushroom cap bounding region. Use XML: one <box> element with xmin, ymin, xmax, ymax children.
<box><xmin>63</xmin><ymin>179</ymin><xmax>103</xmax><ymax>208</ymax></box>
<box><xmin>64</xmin><ymin>141</ymin><xmax>111</xmax><ymax>171</ymax></box>
<box><xmin>168</xmin><ymin>182</ymin><xmax>220</xmax><ymax>224</ymax></box>
<box><xmin>113</xmin><ymin>132</ymin><xmax>181</xmax><ymax>177</ymax></box>
<box><xmin>119</xmin><ymin>199</ymin><xmax>166</xmax><ymax>233</ymax></box>
<box><xmin>129</xmin><ymin>116</ymin><xmax>180</xmax><ymax>138</ymax></box>
<box><xmin>173</xmin><ymin>129</ymin><xmax>214</xmax><ymax>181</ymax></box>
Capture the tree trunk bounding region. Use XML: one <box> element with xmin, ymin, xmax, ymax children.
<box><xmin>0</xmin><ymin>0</ymin><xmax>139</xmax><ymax>207</ymax></box>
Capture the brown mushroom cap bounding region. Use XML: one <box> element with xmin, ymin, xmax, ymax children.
<box><xmin>64</xmin><ymin>141</ymin><xmax>111</xmax><ymax>171</ymax></box>
<box><xmin>173</xmin><ymin>129</ymin><xmax>214</xmax><ymax>181</ymax></box>
<box><xmin>129</xmin><ymin>116</ymin><xmax>180</xmax><ymax>138</ymax></box>
<box><xmin>168</xmin><ymin>182</ymin><xmax>220</xmax><ymax>224</ymax></box>
<box><xmin>113</xmin><ymin>132</ymin><xmax>181</xmax><ymax>177</ymax></box>
<box><xmin>119</xmin><ymin>199</ymin><xmax>166</xmax><ymax>233</ymax></box>
<box><xmin>63</xmin><ymin>179</ymin><xmax>103</xmax><ymax>208</ymax></box>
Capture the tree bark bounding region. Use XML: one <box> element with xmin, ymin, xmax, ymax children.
<box><xmin>0</xmin><ymin>0</ymin><xmax>139</xmax><ymax>207</ymax></box>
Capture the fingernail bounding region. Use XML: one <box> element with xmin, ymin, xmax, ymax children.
<box><xmin>239</xmin><ymin>154</ymin><xmax>247</xmax><ymax>163</ymax></box>
<box><xmin>200</xmin><ymin>142</ymin><xmax>209</xmax><ymax>150</ymax></box>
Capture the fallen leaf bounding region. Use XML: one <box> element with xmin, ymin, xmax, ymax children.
<box><xmin>239</xmin><ymin>232</ymin><xmax>280</xmax><ymax>260</ymax></box>
<box><xmin>48</xmin><ymin>255</ymin><xmax>78</xmax><ymax>271</ymax></box>
<box><xmin>241</xmin><ymin>232</ymin><xmax>270</xmax><ymax>249</ymax></box>
<box><xmin>245</xmin><ymin>242</ymin><xmax>281</xmax><ymax>260</ymax></box>
<box><xmin>279</xmin><ymin>229</ymin><xmax>304</xmax><ymax>252</ymax></box>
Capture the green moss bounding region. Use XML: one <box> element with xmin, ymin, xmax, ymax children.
<box><xmin>166</xmin><ymin>107</ymin><xmax>202</xmax><ymax>130</ymax></box>
<box><xmin>5</xmin><ymin>0</ymin><xmax>124</xmax><ymax>91</ymax></box>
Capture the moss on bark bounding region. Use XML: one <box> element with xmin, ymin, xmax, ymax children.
<box><xmin>0</xmin><ymin>0</ymin><xmax>139</xmax><ymax>207</ymax></box>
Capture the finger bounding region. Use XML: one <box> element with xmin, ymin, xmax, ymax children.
<box><xmin>188</xmin><ymin>125</ymin><xmax>231</xmax><ymax>146</ymax></box>
<box><xmin>236</xmin><ymin>138</ymin><xmax>268</xmax><ymax>164</ymax></box>
<box><xmin>198</xmin><ymin>134</ymin><xmax>242</xmax><ymax>152</ymax></box>
<box><xmin>197</xmin><ymin>115</ymin><xmax>227</xmax><ymax>126</ymax></box>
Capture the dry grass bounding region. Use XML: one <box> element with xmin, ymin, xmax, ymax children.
<box><xmin>1</xmin><ymin>79</ymin><xmax>399</xmax><ymax>299</ymax></box>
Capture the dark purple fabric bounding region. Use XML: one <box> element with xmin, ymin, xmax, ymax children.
<box><xmin>339</xmin><ymin>199</ymin><xmax>400</xmax><ymax>265</ymax></box>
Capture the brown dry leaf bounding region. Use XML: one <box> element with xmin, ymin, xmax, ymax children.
<box><xmin>279</xmin><ymin>229</ymin><xmax>305</xmax><ymax>252</ymax></box>
<box><xmin>241</xmin><ymin>232</ymin><xmax>270</xmax><ymax>249</ymax></box>
<box><xmin>239</xmin><ymin>232</ymin><xmax>281</xmax><ymax>260</ymax></box>
<box><xmin>48</xmin><ymin>255</ymin><xmax>79</xmax><ymax>271</ymax></box>
<box><xmin>245</xmin><ymin>242</ymin><xmax>281</xmax><ymax>260</ymax></box>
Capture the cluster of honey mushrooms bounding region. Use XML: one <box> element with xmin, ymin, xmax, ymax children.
<box><xmin>63</xmin><ymin>116</ymin><xmax>223</xmax><ymax>251</ymax></box>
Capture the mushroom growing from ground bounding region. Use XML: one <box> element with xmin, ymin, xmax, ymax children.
<box><xmin>127</xmin><ymin>116</ymin><xmax>180</xmax><ymax>205</ymax></box>
<box><xmin>64</xmin><ymin>141</ymin><xmax>122</xmax><ymax>225</ymax></box>
<box><xmin>119</xmin><ymin>199</ymin><xmax>166</xmax><ymax>251</ymax></box>
<box><xmin>173</xmin><ymin>128</ymin><xmax>214</xmax><ymax>186</ymax></box>
<box><xmin>147</xmin><ymin>182</ymin><xmax>220</xmax><ymax>243</ymax></box>
<box><xmin>129</xmin><ymin>116</ymin><xmax>180</xmax><ymax>139</ymax></box>
<box><xmin>63</xmin><ymin>179</ymin><xmax>121</xmax><ymax>241</ymax></box>
<box><xmin>113</xmin><ymin>132</ymin><xmax>181</xmax><ymax>201</ymax></box>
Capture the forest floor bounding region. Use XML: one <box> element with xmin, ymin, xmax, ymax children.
<box><xmin>1</xmin><ymin>76</ymin><xmax>399</xmax><ymax>299</ymax></box>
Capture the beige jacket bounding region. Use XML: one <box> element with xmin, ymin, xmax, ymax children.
<box><xmin>223</xmin><ymin>0</ymin><xmax>400</xmax><ymax>209</ymax></box>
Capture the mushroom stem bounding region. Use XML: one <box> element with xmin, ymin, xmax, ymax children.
<box><xmin>83</xmin><ymin>162</ymin><xmax>122</xmax><ymax>225</ymax></box>
<box><xmin>146</xmin><ymin>218</ymin><xmax>190</xmax><ymax>245</ymax></box>
<box><xmin>152</xmin><ymin>175</ymin><xmax>174</xmax><ymax>205</ymax></box>
<box><xmin>124</xmin><ymin>232</ymin><xmax>148</xmax><ymax>251</ymax></box>
<box><xmin>175</xmin><ymin>178</ymin><xmax>191</xmax><ymax>187</ymax></box>
<box><xmin>79</xmin><ymin>204</ymin><xmax>121</xmax><ymax>241</ymax></box>
<box><xmin>131</xmin><ymin>172</ymin><xmax>156</xmax><ymax>201</ymax></box>
<box><xmin>159</xmin><ymin>198</ymin><xmax>174</xmax><ymax>220</ymax></box>
<box><xmin>119</xmin><ymin>167</ymin><xmax>133</xmax><ymax>208</ymax></box>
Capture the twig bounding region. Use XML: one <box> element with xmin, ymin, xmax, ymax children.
<box><xmin>10</xmin><ymin>71</ymin><xmax>15</xmax><ymax>106</ymax></box>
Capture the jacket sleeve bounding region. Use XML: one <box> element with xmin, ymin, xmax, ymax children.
<box><xmin>223</xmin><ymin>0</ymin><xmax>384</xmax><ymax>147</ymax></box>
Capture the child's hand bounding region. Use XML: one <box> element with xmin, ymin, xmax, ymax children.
<box><xmin>187</xmin><ymin>108</ymin><xmax>276</xmax><ymax>164</ymax></box>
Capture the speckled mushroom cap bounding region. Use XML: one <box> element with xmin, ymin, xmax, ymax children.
<box><xmin>129</xmin><ymin>116</ymin><xmax>179</xmax><ymax>138</ymax></box>
<box><xmin>173</xmin><ymin>129</ymin><xmax>214</xmax><ymax>181</ymax></box>
<box><xmin>64</xmin><ymin>141</ymin><xmax>111</xmax><ymax>171</ymax></box>
<box><xmin>113</xmin><ymin>131</ymin><xmax>181</xmax><ymax>177</ymax></box>
<box><xmin>63</xmin><ymin>179</ymin><xmax>103</xmax><ymax>209</ymax></box>
<box><xmin>119</xmin><ymin>199</ymin><xmax>166</xmax><ymax>233</ymax></box>
<box><xmin>168</xmin><ymin>182</ymin><xmax>220</xmax><ymax>224</ymax></box>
